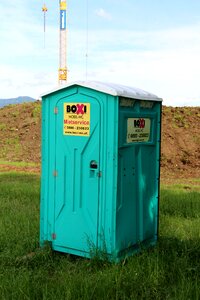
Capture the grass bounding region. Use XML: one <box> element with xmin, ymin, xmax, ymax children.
<box><xmin>0</xmin><ymin>136</ymin><xmax>22</xmax><ymax>159</ymax></box>
<box><xmin>0</xmin><ymin>160</ymin><xmax>40</xmax><ymax>167</ymax></box>
<box><xmin>32</xmin><ymin>104</ymin><xmax>41</xmax><ymax>119</ymax></box>
<box><xmin>0</xmin><ymin>173</ymin><xmax>199</xmax><ymax>300</ymax></box>
<box><xmin>0</xmin><ymin>124</ymin><xmax>6</xmax><ymax>131</ymax></box>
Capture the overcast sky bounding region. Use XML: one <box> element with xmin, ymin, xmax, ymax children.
<box><xmin>0</xmin><ymin>0</ymin><xmax>200</xmax><ymax>106</ymax></box>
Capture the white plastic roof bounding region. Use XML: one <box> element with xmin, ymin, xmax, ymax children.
<box><xmin>41</xmin><ymin>81</ymin><xmax>162</xmax><ymax>101</ymax></box>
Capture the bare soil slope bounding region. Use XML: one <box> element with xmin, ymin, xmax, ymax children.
<box><xmin>161</xmin><ymin>106</ymin><xmax>200</xmax><ymax>179</ymax></box>
<box><xmin>0</xmin><ymin>102</ymin><xmax>200</xmax><ymax>179</ymax></box>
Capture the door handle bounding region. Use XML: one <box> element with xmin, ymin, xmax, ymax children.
<box><xmin>90</xmin><ymin>160</ymin><xmax>98</xmax><ymax>169</ymax></box>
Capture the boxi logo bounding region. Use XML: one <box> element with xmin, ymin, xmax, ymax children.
<box><xmin>66</xmin><ymin>104</ymin><xmax>87</xmax><ymax>115</ymax></box>
<box><xmin>134</xmin><ymin>118</ymin><xmax>145</xmax><ymax>129</ymax></box>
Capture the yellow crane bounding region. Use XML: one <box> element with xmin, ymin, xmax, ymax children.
<box><xmin>42</xmin><ymin>3</ymin><xmax>48</xmax><ymax>48</ymax></box>
<box><xmin>59</xmin><ymin>0</ymin><xmax>67</xmax><ymax>84</ymax></box>
<box><xmin>42</xmin><ymin>1</ymin><xmax>67</xmax><ymax>85</ymax></box>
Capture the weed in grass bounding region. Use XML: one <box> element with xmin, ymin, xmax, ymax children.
<box><xmin>11</xmin><ymin>111</ymin><xmax>20</xmax><ymax>118</ymax></box>
<box><xmin>31</xmin><ymin>104</ymin><xmax>41</xmax><ymax>119</ymax></box>
<box><xmin>86</xmin><ymin>233</ymin><xmax>111</xmax><ymax>268</ymax></box>
<box><xmin>5</xmin><ymin>136</ymin><xmax>19</xmax><ymax>145</ymax></box>
<box><xmin>174</xmin><ymin>113</ymin><xmax>183</xmax><ymax>122</ymax></box>
<box><xmin>0</xmin><ymin>124</ymin><xmax>6</xmax><ymax>131</ymax></box>
<box><xmin>0</xmin><ymin>134</ymin><xmax>23</xmax><ymax>160</ymax></box>
<box><xmin>172</xmin><ymin>123</ymin><xmax>179</xmax><ymax>129</ymax></box>
<box><xmin>192</xmin><ymin>135</ymin><xmax>200</xmax><ymax>144</ymax></box>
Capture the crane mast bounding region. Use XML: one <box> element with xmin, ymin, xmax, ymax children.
<box><xmin>42</xmin><ymin>3</ymin><xmax>48</xmax><ymax>48</ymax></box>
<box><xmin>59</xmin><ymin>0</ymin><xmax>67</xmax><ymax>85</ymax></box>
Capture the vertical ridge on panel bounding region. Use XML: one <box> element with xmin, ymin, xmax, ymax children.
<box><xmin>136</xmin><ymin>146</ymin><xmax>144</xmax><ymax>242</ymax></box>
<box><xmin>72</xmin><ymin>148</ymin><xmax>77</xmax><ymax>212</ymax></box>
<box><xmin>79</xmin><ymin>156</ymin><xmax>83</xmax><ymax>209</ymax></box>
<box><xmin>55</xmin><ymin>155</ymin><xmax>67</xmax><ymax>220</ymax></box>
<box><xmin>117</xmin><ymin>151</ymin><xmax>123</xmax><ymax>211</ymax></box>
<box><xmin>64</xmin><ymin>155</ymin><xmax>67</xmax><ymax>206</ymax></box>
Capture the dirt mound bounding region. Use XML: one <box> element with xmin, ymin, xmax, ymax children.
<box><xmin>161</xmin><ymin>106</ymin><xmax>200</xmax><ymax>179</ymax></box>
<box><xmin>0</xmin><ymin>102</ymin><xmax>41</xmax><ymax>163</ymax></box>
<box><xmin>0</xmin><ymin>102</ymin><xmax>200</xmax><ymax>179</ymax></box>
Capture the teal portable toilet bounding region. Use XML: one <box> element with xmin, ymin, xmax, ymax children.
<box><xmin>40</xmin><ymin>81</ymin><xmax>162</xmax><ymax>262</ymax></box>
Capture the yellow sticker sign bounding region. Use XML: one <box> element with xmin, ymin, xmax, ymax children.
<box><xmin>127</xmin><ymin>118</ymin><xmax>151</xmax><ymax>143</ymax></box>
<box><xmin>63</xmin><ymin>103</ymin><xmax>90</xmax><ymax>136</ymax></box>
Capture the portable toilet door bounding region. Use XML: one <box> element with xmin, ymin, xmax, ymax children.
<box><xmin>40</xmin><ymin>81</ymin><xmax>162</xmax><ymax>261</ymax></box>
<box><xmin>54</xmin><ymin>96</ymin><xmax>101</xmax><ymax>254</ymax></box>
<box><xmin>40</xmin><ymin>85</ymin><xmax>103</xmax><ymax>256</ymax></box>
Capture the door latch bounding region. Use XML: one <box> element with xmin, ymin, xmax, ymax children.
<box><xmin>90</xmin><ymin>160</ymin><xmax>98</xmax><ymax>169</ymax></box>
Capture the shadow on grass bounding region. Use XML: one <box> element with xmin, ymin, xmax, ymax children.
<box><xmin>1</xmin><ymin>236</ymin><xmax>199</xmax><ymax>299</ymax></box>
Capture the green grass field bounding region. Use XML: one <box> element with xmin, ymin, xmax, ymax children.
<box><xmin>0</xmin><ymin>173</ymin><xmax>199</xmax><ymax>300</ymax></box>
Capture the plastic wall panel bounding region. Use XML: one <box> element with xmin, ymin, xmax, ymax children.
<box><xmin>115</xmin><ymin>100</ymin><xmax>161</xmax><ymax>259</ymax></box>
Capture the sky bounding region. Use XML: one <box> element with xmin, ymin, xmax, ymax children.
<box><xmin>0</xmin><ymin>0</ymin><xmax>200</xmax><ymax>106</ymax></box>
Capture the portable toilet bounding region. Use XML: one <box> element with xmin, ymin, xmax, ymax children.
<box><xmin>40</xmin><ymin>81</ymin><xmax>162</xmax><ymax>262</ymax></box>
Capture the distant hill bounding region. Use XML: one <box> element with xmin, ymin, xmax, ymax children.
<box><xmin>0</xmin><ymin>96</ymin><xmax>36</xmax><ymax>108</ymax></box>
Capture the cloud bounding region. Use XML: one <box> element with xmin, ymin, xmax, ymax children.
<box><xmin>95</xmin><ymin>8</ymin><xmax>112</xmax><ymax>20</ymax></box>
<box><xmin>67</xmin><ymin>25</ymin><xmax>200</xmax><ymax>105</ymax></box>
<box><xmin>1</xmin><ymin>0</ymin><xmax>200</xmax><ymax>107</ymax></box>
